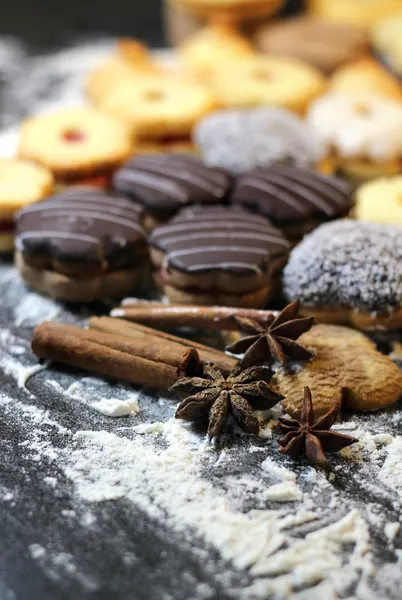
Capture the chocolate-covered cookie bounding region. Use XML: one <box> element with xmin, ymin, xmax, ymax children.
<box><xmin>112</xmin><ymin>153</ymin><xmax>232</xmax><ymax>229</ymax></box>
<box><xmin>149</xmin><ymin>205</ymin><xmax>290</xmax><ymax>307</ymax></box>
<box><xmin>15</xmin><ymin>187</ymin><xmax>147</xmax><ymax>302</ymax></box>
<box><xmin>231</xmin><ymin>165</ymin><xmax>352</xmax><ymax>242</ymax></box>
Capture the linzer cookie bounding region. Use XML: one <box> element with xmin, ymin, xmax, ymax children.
<box><xmin>231</xmin><ymin>164</ymin><xmax>352</xmax><ymax>242</ymax></box>
<box><xmin>15</xmin><ymin>187</ymin><xmax>147</xmax><ymax>303</ymax></box>
<box><xmin>112</xmin><ymin>153</ymin><xmax>232</xmax><ymax>229</ymax></box>
<box><xmin>149</xmin><ymin>205</ymin><xmax>290</xmax><ymax>308</ymax></box>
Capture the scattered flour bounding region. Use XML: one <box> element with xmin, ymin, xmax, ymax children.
<box><xmin>13</xmin><ymin>292</ymin><xmax>60</xmax><ymax>327</ymax></box>
<box><xmin>379</xmin><ymin>438</ymin><xmax>402</xmax><ymax>497</ymax></box>
<box><xmin>264</xmin><ymin>481</ymin><xmax>302</xmax><ymax>502</ymax></box>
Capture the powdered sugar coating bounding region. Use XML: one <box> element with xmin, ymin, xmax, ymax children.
<box><xmin>193</xmin><ymin>107</ymin><xmax>326</xmax><ymax>174</ymax></box>
<box><xmin>283</xmin><ymin>219</ymin><xmax>402</xmax><ymax>312</ymax></box>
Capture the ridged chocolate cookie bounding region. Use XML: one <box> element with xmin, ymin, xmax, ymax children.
<box><xmin>231</xmin><ymin>165</ymin><xmax>352</xmax><ymax>242</ymax></box>
<box><xmin>149</xmin><ymin>205</ymin><xmax>290</xmax><ymax>307</ymax></box>
<box><xmin>15</xmin><ymin>187</ymin><xmax>147</xmax><ymax>302</ymax></box>
<box><xmin>112</xmin><ymin>153</ymin><xmax>232</xmax><ymax>228</ymax></box>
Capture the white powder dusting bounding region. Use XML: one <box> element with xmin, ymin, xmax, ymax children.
<box><xmin>264</xmin><ymin>481</ymin><xmax>302</xmax><ymax>502</ymax></box>
<box><xmin>13</xmin><ymin>292</ymin><xmax>60</xmax><ymax>327</ymax></box>
<box><xmin>384</xmin><ymin>522</ymin><xmax>400</xmax><ymax>542</ymax></box>
<box><xmin>261</xmin><ymin>457</ymin><xmax>296</xmax><ymax>482</ymax></box>
<box><xmin>378</xmin><ymin>437</ymin><xmax>402</xmax><ymax>496</ymax></box>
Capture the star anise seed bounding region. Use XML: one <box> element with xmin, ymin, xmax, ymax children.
<box><xmin>278</xmin><ymin>386</ymin><xmax>358</xmax><ymax>466</ymax></box>
<box><xmin>226</xmin><ymin>299</ymin><xmax>315</xmax><ymax>368</ymax></box>
<box><xmin>171</xmin><ymin>362</ymin><xmax>283</xmax><ymax>439</ymax></box>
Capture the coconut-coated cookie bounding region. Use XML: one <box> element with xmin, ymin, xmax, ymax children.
<box><xmin>194</xmin><ymin>107</ymin><xmax>330</xmax><ymax>175</ymax></box>
<box><xmin>18</xmin><ymin>108</ymin><xmax>134</xmax><ymax>184</ymax></box>
<box><xmin>283</xmin><ymin>219</ymin><xmax>402</xmax><ymax>330</ymax></box>
<box><xmin>15</xmin><ymin>187</ymin><xmax>147</xmax><ymax>302</ymax></box>
<box><xmin>0</xmin><ymin>159</ymin><xmax>54</xmax><ymax>253</ymax></box>
<box><xmin>273</xmin><ymin>324</ymin><xmax>402</xmax><ymax>418</ymax></box>
<box><xmin>206</xmin><ymin>54</ymin><xmax>325</xmax><ymax>114</ymax></box>
<box><xmin>112</xmin><ymin>153</ymin><xmax>232</xmax><ymax>228</ymax></box>
<box><xmin>355</xmin><ymin>176</ymin><xmax>402</xmax><ymax>226</ymax></box>
<box><xmin>231</xmin><ymin>164</ymin><xmax>352</xmax><ymax>242</ymax></box>
<box><xmin>149</xmin><ymin>205</ymin><xmax>290</xmax><ymax>308</ymax></box>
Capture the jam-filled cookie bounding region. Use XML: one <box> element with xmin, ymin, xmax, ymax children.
<box><xmin>206</xmin><ymin>54</ymin><xmax>325</xmax><ymax>114</ymax></box>
<box><xmin>99</xmin><ymin>75</ymin><xmax>218</xmax><ymax>151</ymax></box>
<box><xmin>112</xmin><ymin>153</ymin><xmax>232</xmax><ymax>229</ymax></box>
<box><xmin>149</xmin><ymin>205</ymin><xmax>290</xmax><ymax>308</ymax></box>
<box><xmin>355</xmin><ymin>176</ymin><xmax>402</xmax><ymax>226</ymax></box>
<box><xmin>18</xmin><ymin>108</ymin><xmax>134</xmax><ymax>185</ymax></box>
<box><xmin>194</xmin><ymin>107</ymin><xmax>332</xmax><ymax>175</ymax></box>
<box><xmin>231</xmin><ymin>164</ymin><xmax>352</xmax><ymax>243</ymax></box>
<box><xmin>308</xmin><ymin>0</ymin><xmax>402</xmax><ymax>28</ymax></box>
<box><xmin>254</xmin><ymin>16</ymin><xmax>369</xmax><ymax>74</ymax></box>
<box><xmin>283</xmin><ymin>219</ymin><xmax>402</xmax><ymax>330</ymax></box>
<box><xmin>15</xmin><ymin>188</ymin><xmax>147</xmax><ymax>303</ymax></box>
<box><xmin>307</xmin><ymin>93</ymin><xmax>402</xmax><ymax>180</ymax></box>
<box><xmin>329</xmin><ymin>59</ymin><xmax>402</xmax><ymax>102</ymax></box>
<box><xmin>0</xmin><ymin>159</ymin><xmax>54</xmax><ymax>253</ymax></box>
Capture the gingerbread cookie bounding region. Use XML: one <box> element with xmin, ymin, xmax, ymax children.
<box><xmin>307</xmin><ymin>93</ymin><xmax>402</xmax><ymax>180</ymax></box>
<box><xmin>254</xmin><ymin>16</ymin><xmax>369</xmax><ymax>74</ymax></box>
<box><xmin>231</xmin><ymin>164</ymin><xmax>352</xmax><ymax>243</ymax></box>
<box><xmin>355</xmin><ymin>176</ymin><xmax>402</xmax><ymax>226</ymax></box>
<box><xmin>149</xmin><ymin>205</ymin><xmax>290</xmax><ymax>308</ymax></box>
<box><xmin>283</xmin><ymin>219</ymin><xmax>402</xmax><ymax>330</ymax></box>
<box><xmin>274</xmin><ymin>324</ymin><xmax>402</xmax><ymax>418</ymax></box>
<box><xmin>206</xmin><ymin>54</ymin><xmax>325</xmax><ymax>114</ymax></box>
<box><xmin>15</xmin><ymin>188</ymin><xmax>147</xmax><ymax>303</ymax></box>
<box><xmin>194</xmin><ymin>107</ymin><xmax>331</xmax><ymax>175</ymax></box>
<box><xmin>0</xmin><ymin>159</ymin><xmax>54</xmax><ymax>253</ymax></box>
<box><xmin>18</xmin><ymin>108</ymin><xmax>134</xmax><ymax>185</ymax></box>
<box><xmin>112</xmin><ymin>153</ymin><xmax>232</xmax><ymax>229</ymax></box>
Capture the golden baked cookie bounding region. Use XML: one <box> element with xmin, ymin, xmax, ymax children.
<box><xmin>273</xmin><ymin>324</ymin><xmax>402</xmax><ymax>418</ymax></box>
<box><xmin>86</xmin><ymin>39</ymin><xmax>163</xmax><ymax>105</ymax></box>
<box><xmin>207</xmin><ymin>55</ymin><xmax>326</xmax><ymax>114</ymax></box>
<box><xmin>330</xmin><ymin>59</ymin><xmax>402</xmax><ymax>102</ymax></box>
<box><xmin>0</xmin><ymin>159</ymin><xmax>54</xmax><ymax>253</ymax></box>
<box><xmin>18</xmin><ymin>108</ymin><xmax>134</xmax><ymax>183</ymax></box>
<box><xmin>100</xmin><ymin>75</ymin><xmax>219</xmax><ymax>140</ymax></box>
<box><xmin>168</xmin><ymin>0</ymin><xmax>285</xmax><ymax>20</ymax></box>
<box><xmin>307</xmin><ymin>93</ymin><xmax>402</xmax><ymax>180</ymax></box>
<box><xmin>355</xmin><ymin>176</ymin><xmax>402</xmax><ymax>225</ymax></box>
<box><xmin>179</xmin><ymin>22</ymin><xmax>255</xmax><ymax>80</ymax></box>
<box><xmin>308</xmin><ymin>0</ymin><xmax>402</xmax><ymax>29</ymax></box>
<box><xmin>372</xmin><ymin>14</ymin><xmax>402</xmax><ymax>77</ymax></box>
<box><xmin>254</xmin><ymin>16</ymin><xmax>369</xmax><ymax>75</ymax></box>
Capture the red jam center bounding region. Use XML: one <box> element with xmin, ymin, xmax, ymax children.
<box><xmin>63</xmin><ymin>129</ymin><xmax>86</xmax><ymax>143</ymax></box>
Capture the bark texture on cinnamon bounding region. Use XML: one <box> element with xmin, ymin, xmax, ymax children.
<box><xmin>89</xmin><ymin>317</ymin><xmax>238</xmax><ymax>376</ymax></box>
<box><xmin>32</xmin><ymin>321</ymin><xmax>199</xmax><ymax>390</ymax></box>
<box><xmin>111</xmin><ymin>303</ymin><xmax>277</xmax><ymax>331</ymax></box>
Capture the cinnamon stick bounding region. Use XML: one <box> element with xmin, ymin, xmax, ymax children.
<box><xmin>32</xmin><ymin>321</ymin><xmax>197</xmax><ymax>390</ymax></box>
<box><xmin>111</xmin><ymin>303</ymin><xmax>277</xmax><ymax>331</ymax></box>
<box><xmin>89</xmin><ymin>317</ymin><xmax>238</xmax><ymax>376</ymax></box>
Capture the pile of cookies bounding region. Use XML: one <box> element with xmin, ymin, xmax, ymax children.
<box><xmin>2</xmin><ymin>0</ymin><xmax>402</xmax><ymax>337</ymax></box>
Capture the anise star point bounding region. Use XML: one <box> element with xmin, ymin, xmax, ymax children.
<box><xmin>278</xmin><ymin>386</ymin><xmax>358</xmax><ymax>466</ymax></box>
<box><xmin>226</xmin><ymin>299</ymin><xmax>315</xmax><ymax>368</ymax></box>
<box><xmin>171</xmin><ymin>362</ymin><xmax>283</xmax><ymax>439</ymax></box>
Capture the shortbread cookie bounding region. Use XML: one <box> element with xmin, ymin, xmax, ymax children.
<box><xmin>112</xmin><ymin>153</ymin><xmax>232</xmax><ymax>228</ymax></box>
<box><xmin>206</xmin><ymin>54</ymin><xmax>325</xmax><ymax>114</ymax></box>
<box><xmin>355</xmin><ymin>176</ymin><xmax>402</xmax><ymax>225</ymax></box>
<box><xmin>273</xmin><ymin>324</ymin><xmax>402</xmax><ymax>418</ymax></box>
<box><xmin>372</xmin><ymin>14</ymin><xmax>402</xmax><ymax>77</ymax></box>
<box><xmin>99</xmin><ymin>75</ymin><xmax>219</xmax><ymax>144</ymax></box>
<box><xmin>307</xmin><ymin>93</ymin><xmax>402</xmax><ymax>180</ymax></box>
<box><xmin>330</xmin><ymin>59</ymin><xmax>402</xmax><ymax>102</ymax></box>
<box><xmin>283</xmin><ymin>219</ymin><xmax>402</xmax><ymax>330</ymax></box>
<box><xmin>308</xmin><ymin>0</ymin><xmax>402</xmax><ymax>28</ymax></box>
<box><xmin>18</xmin><ymin>108</ymin><xmax>134</xmax><ymax>184</ymax></box>
<box><xmin>254</xmin><ymin>16</ymin><xmax>369</xmax><ymax>74</ymax></box>
<box><xmin>15</xmin><ymin>188</ymin><xmax>147</xmax><ymax>302</ymax></box>
<box><xmin>149</xmin><ymin>205</ymin><xmax>290</xmax><ymax>308</ymax></box>
<box><xmin>0</xmin><ymin>159</ymin><xmax>54</xmax><ymax>253</ymax></box>
<box><xmin>194</xmin><ymin>107</ymin><xmax>331</xmax><ymax>175</ymax></box>
<box><xmin>231</xmin><ymin>164</ymin><xmax>352</xmax><ymax>243</ymax></box>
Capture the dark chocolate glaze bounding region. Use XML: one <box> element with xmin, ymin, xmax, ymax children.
<box><xmin>15</xmin><ymin>187</ymin><xmax>147</xmax><ymax>273</ymax></box>
<box><xmin>112</xmin><ymin>153</ymin><xmax>232</xmax><ymax>218</ymax></box>
<box><xmin>149</xmin><ymin>205</ymin><xmax>290</xmax><ymax>276</ymax></box>
<box><xmin>231</xmin><ymin>165</ymin><xmax>352</xmax><ymax>223</ymax></box>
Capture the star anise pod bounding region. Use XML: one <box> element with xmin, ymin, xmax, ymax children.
<box><xmin>170</xmin><ymin>362</ymin><xmax>283</xmax><ymax>439</ymax></box>
<box><xmin>226</xmin><ymin>299</ymin><xmax>315</xmax><ymax>368</ymax></box>
<box><xmin>278</xmin><ymin>386</ymin><xmax>358</xmax><ymax>466</ymax></box>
